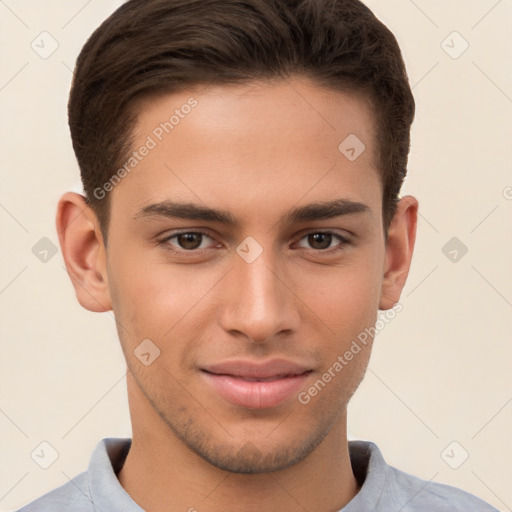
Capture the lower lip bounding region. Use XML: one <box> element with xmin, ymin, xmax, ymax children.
<box><xmin>202</xmin><ymin>371</ymin><xmax>311</xmax><ymax>409</ymax></box>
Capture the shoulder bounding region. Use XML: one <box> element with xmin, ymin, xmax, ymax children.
<box><xmin>385</xmin><ymin>464</ymin><xmax>499</xmax><ymax>511</ymax></box>
<box><xmin>16</xmin><ymin>471</ymin><xmax>94</xmax><ymax>512</ymax></box>
<box><xmin>348</xmin><ymin>440</ymin><xmax>498</xmax><ymax>512</ymax></box>
<box><xmin>15</xmin><ymin>437</ymin><xmax>132</xmax><ymax>512</ymax></box>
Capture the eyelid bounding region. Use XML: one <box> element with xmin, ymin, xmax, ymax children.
<box><xmin>163</xmin><ymin>229</ymin><xmax>213</xmax><ymax>238</ymax></box>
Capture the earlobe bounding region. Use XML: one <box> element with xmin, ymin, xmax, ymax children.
<box><xmin>379</xmin><ymin>196</ymin><xmax>418</xmax><ymax>310</ymax></box>
<box><xmin>56</xmin><ymin>192</ymin><xmax>112</xmax><ymax>312</ymax></box>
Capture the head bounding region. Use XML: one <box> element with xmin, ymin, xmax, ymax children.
<box><xmin>58</xmin><ymin>0</ymin><xmax>417</xmax><ymax>473</ymax></box>
<box><xmin>68</xmin><ymin>0</ymin><xmax>415</xmax><ymax>243</ymax></box>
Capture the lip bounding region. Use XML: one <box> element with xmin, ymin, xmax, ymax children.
<box><xmin>201</xmin><ymin>359</ymin><xmax>312</xmax><ymax>409</ymax></box>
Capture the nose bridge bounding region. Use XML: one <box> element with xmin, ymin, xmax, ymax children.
<box><xmin>219</xmin><ymin>246</ymin><xmax>297</xmax><ymax>342</ymax></box>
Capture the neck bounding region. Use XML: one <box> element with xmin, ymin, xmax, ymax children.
<box><xmin>118</xmin><ymin>372</ymin><xmax>359</xmax><ymax>512</ymax></box>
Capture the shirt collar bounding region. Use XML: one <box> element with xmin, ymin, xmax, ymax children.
<box><xmin>88</xmin><ymin>437</ymin><xmax>144</xmax><ymax>511</ymax></box>
<box><xmin>87</xmin><ymin>437</ymin><xmax>385</xmax><ymax>511</ymax></box>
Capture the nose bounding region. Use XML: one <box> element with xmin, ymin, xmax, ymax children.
<box><xmin>218</xmin><ymin>248</ymin><xmax>300</xmax><ymax>343</ymax></box>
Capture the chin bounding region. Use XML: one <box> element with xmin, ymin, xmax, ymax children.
<box><xmin>156</xmin><ymin>403</ymin><xmax>335</xmax><ymax>474</ymax></box>
<box><xmin>185</xmin><ymin>436</ymin><xmax>322</xmax><ymax>474</ymax></box>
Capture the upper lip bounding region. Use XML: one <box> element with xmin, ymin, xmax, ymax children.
<box><xmin>202</xmin><ymin>359</ymin><xmax>312</xmax><ymax>379</ymax></box>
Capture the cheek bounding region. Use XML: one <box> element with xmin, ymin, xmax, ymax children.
<box><xmin>107</xmin><ymin>248</ymin><xmax>221</xmax><ymax>355</ymax></box>
<box><xmin>295</xmin><ymin>255</ymin><xmax>382</xmax><ymax>339</ymax></box>
<box><xmin>107</xmin><ymin>249</ymin><xmax>181</xmax><ymax>342</ymax></box>
<box><xmin>294</xmin><ymin>262</ymin><xmax>380</xmax><ymax>411</ymax></box>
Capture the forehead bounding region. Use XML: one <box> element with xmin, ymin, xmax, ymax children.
<box><xmin>133</xmin><ymin>77</ymin><xmax>377</xmax><ymax>156</ymax></box>
<box><xmin>110</xmin><ymin>77</ymin><xmax>381</xmax><ymax>220</ymax></box>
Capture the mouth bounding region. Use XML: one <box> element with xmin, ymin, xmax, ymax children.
<box><xmin>200</xmin><ymin>359</ymin><xmax>313</xmax><ymax>409</ymax></box>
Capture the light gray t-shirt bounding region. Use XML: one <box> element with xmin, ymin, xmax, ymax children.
<box><xmin>17</xmin><ymin>437</ymin><xmax>497</xmax><ymax>511</ymax></box>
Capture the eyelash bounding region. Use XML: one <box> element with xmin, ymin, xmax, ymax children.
<box><xmin>158</xmin><ymin>230</ymin><xmax>351</xmax><ymax>255</ymax></box>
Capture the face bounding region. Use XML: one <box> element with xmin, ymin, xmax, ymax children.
<box><xmin>100</xmin><ymin>78</ymin><xmax>389</xmax><ymax>472</ymax></box>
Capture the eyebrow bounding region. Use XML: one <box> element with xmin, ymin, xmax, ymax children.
<box><xmin>133</xmin><ymin>198</ymin><xmax>369</xmax><ymax>225</ymax></box>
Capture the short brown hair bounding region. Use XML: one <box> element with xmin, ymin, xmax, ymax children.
<box><xmin>68</xmin><ymin>0</ymin><xmax>415</xmax><ymax>243</ymax></box>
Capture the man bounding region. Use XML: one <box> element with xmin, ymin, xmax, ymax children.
<box><xmin>18</xmin><ymin>0</ymin><xmax>497</xmax><ymax>510</ymax></box>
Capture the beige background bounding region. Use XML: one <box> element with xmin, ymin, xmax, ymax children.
<box><xmin>1</xmin><ymin>0</ymin><xmax>511</xmax><ymax>510</ymax></box>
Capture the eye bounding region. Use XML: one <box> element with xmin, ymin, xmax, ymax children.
<box><xmin>295</xmin><ymin>232</ymin><xmax>348</xmax><ymax>251</ymax></box>
<box><xmin>161</xmin><ymin>231</ymin><xmax>216</xmax><ymax>251</ymax></box>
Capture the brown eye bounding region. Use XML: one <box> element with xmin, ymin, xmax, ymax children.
<box><xmin>295</xmin><ymin>232</ymin><xmax>349</xmax><ymax>252</ymax></box>
<box><xmin>307</xmin><ymin>233</ymin><xmax>333</xmax><ymax>250</ymax></box>
<box><xmin>176</xmin><ymin>233</ymin><xmax>204</xmax><ymax>250</ymax></box>
<box><xmin>159</xmin><ymin>230</ymin><xmax>220</xmax><ymax>256</ymax></box>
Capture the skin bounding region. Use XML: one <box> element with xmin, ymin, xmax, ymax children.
<box><xmin>57</xmin><ymin>76</ymin><xmax>418</xmax><ymax>512</ymax></box>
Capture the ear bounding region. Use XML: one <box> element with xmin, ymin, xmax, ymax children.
<box><xmin>379</xmin><ymin>195</ymin><xmax>418</xmax><ymax>310</ymax></box>
<box><xmin>56</xmin><ymin>192</ymin><xmax>112</xmax><ymax>312</ymax></box>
